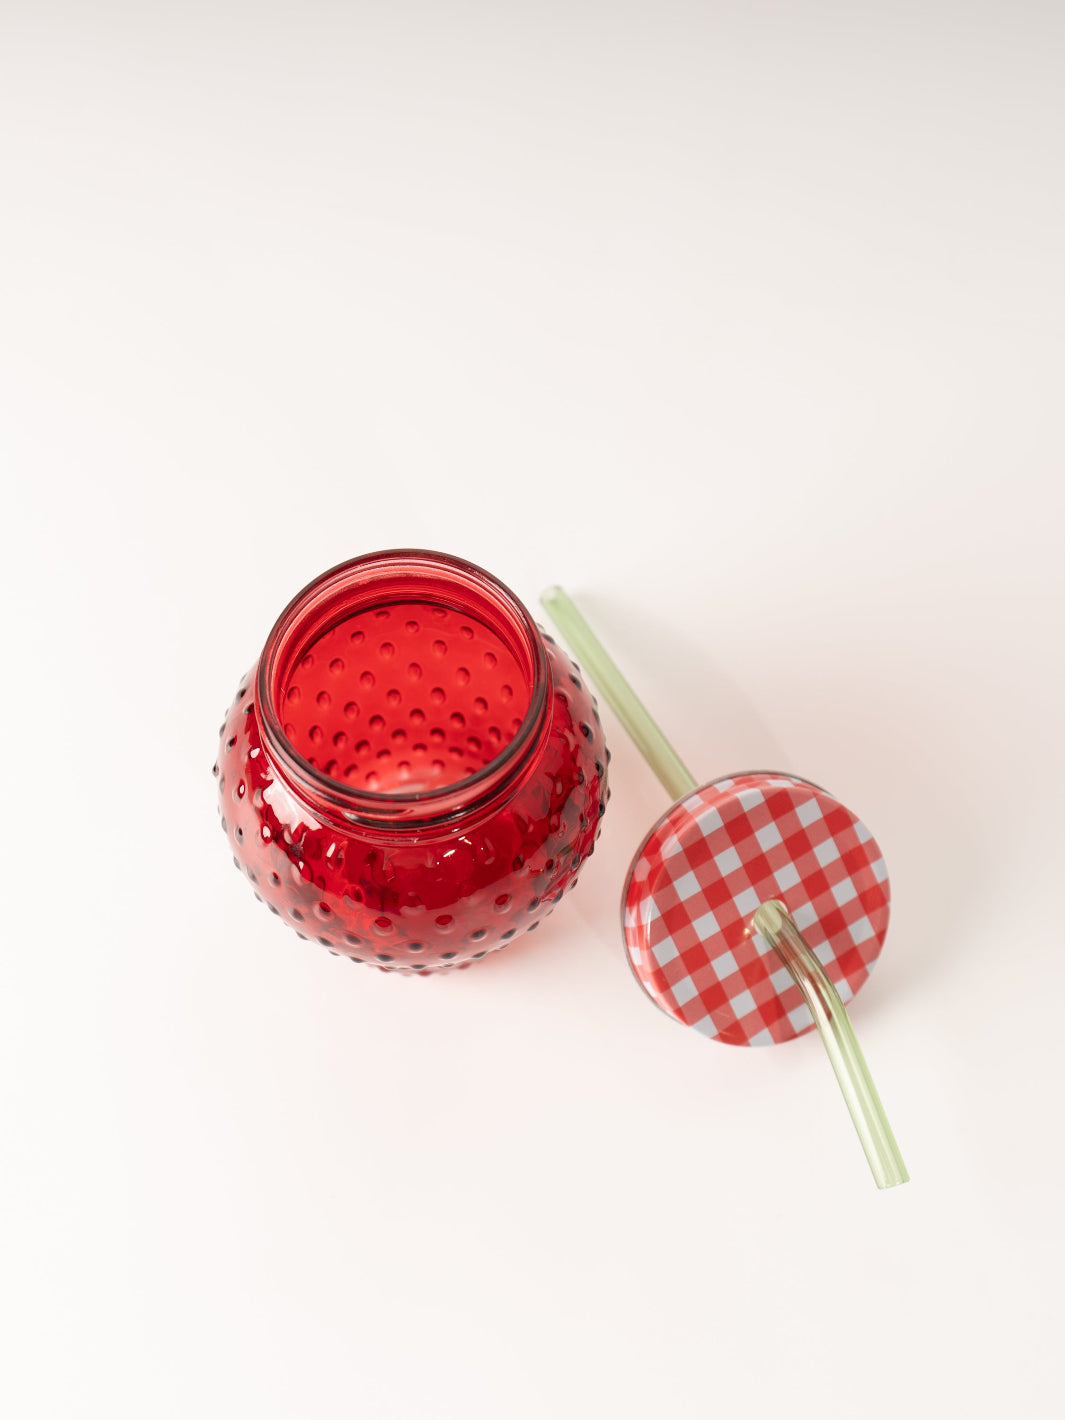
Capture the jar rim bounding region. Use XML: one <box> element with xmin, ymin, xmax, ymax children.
<box><xmin>256</xmin><ymin>549</ymin><xmax>551</xmax><ymax>830</ymax></box>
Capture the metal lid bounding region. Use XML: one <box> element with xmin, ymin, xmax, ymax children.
<box><xmin>622</xmin><ymin>773</ymin><xmax>890</xmax><ymax>1046</ymax></box>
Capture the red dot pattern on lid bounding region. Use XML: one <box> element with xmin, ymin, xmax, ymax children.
<box><xmin>623</xmin><ymin>774</ymin><xmax>890</xmax><ymax>1046</ymax></box>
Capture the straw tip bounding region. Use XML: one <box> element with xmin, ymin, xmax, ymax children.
<box><xmin>878</xmin><ymin>1170</ymin><xmax>911</xmax><ymax>1190</ymax></box>
<box><xmin>752</xmin><ymin>899</ymin><xmax>787</xmax><ymax>938</ymax></box>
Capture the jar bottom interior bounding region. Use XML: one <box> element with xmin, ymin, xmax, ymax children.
<box><xmin>278</xmin><ymin>600</ymin><xmax>532</xmax><ymax>793</ymax></box>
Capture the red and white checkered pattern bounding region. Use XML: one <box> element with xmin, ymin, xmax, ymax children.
<box><xmin>623</xmin><ymin>774</ymin><xmax>890</xmax><ymax>1046</ymax></box>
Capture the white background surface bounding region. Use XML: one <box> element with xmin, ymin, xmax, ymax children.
<box><xmin>2</xmin><ymin>4</ymin><xmax>1063</xmax><ymax>1417</ymax></box>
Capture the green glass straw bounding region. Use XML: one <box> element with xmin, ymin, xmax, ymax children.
<box><xmin>541</xmin><ymin>586</ymin><xmax>908</xmax><ymax>1189</ymax></box>
<box><xmin>541</xmin><ymin>588</ymin><xmax>697</xmax><ymax>801</ymax></box>
<box><xmin>753</xmin><ymin>901</ymin><xmax>908</xmax><ymax>1188</ymax></box>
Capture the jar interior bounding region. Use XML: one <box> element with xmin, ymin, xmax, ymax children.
<box><xmin>278</xmin><ymin>599</ymin><xmax>532</xmax><ymax>794</ymax></box>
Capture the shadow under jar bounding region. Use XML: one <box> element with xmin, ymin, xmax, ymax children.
<box><xmin>215</xmin><ymin>550</ymin><xmax>610</xmax><ymax>973</ymax></box>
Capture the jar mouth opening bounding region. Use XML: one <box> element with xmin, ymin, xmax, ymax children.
<box><xmin>256</xmin><ymin>550</ymin><xmax>550</xmax><ymax>828</ymax></box>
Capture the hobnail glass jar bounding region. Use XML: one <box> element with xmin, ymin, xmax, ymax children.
<box><xmin>215</xmin><ymin>550</ymin><xmax>610</xmax><ymax>973</ymax></box>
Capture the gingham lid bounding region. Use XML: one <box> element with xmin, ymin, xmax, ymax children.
<box><xmin>623</xmin><ymin>774</ymin><xmax>890</xmax><ymax>1046</ymax></box>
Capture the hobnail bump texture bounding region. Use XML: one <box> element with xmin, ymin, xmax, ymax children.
<box><xmin>216</xmin><ymin>631</ymin><xmax>609</xmax><ymax>974</ymax></box>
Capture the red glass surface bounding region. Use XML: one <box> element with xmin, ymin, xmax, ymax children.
<box><xmin>280</xmin><ymin>601</ymin><xmax>531</xmax><ymax>794</ymax></box>
<box><xmin>215</xmin><ymin>551</ymin><xmax>610</xmax><ymax>973</ymax></box>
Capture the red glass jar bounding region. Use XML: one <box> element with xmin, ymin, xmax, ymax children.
<box><xmin>215</xmin><ymin>551</ymin><xmax>610</xmax><ymax>972</ymax></box>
